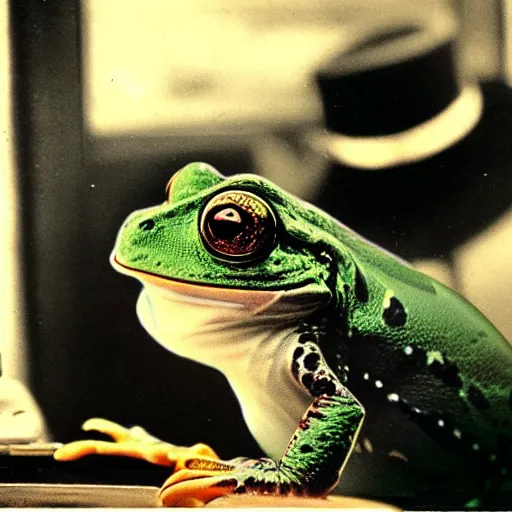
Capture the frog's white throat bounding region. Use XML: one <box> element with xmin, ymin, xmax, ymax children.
<box><xmin>135</xmin><ymin>280</ymin><xmax>325</xmax><ymax>459</ymax></box>
<box><xmin>136</xmin><ymin>280</ymin><xmax>325</xmax><ymax>369</ymax></box>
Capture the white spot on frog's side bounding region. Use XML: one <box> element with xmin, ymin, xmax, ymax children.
<box><xmin>437</xmin><ymin>419</ymin><xmax>445</xmax><ymax>427</ymax></box>
<box><xmin>453</xmin><ymin>428</ymin><xmax>462</xmax><ymax>439</ymax></box>
<box><xmin>362</xmin><ymin>438</ymin><xmax>374</xmax><ymax>453</ymax></box>
<box><xmin>404</xmin><ymin>345</ymin><xmax>414</xmax><ymax>356</ymax></box>
<box><xmin>427</xmin><ymin>350</ymin><xmax>445</xmax><ymax>366</ymax></box>
<box><xmin>388</xmin><ymin>450</ymin><xmax>409</xmax><ymax>463</ymax></box>
<box><xmin>375</xmin><ymin>380</ymin><xmax>383</xmax><ymax>389</ymax></box>
<box><xmin>472</xmin><ymin>443</ymin><xmax>480</xmax><ymax>451</ymax></box>
<box><xmin>363</xmin><ymin>373</ymin><xmax>370</xmax><ymax>381</ymax></box>
<box><xmin>387</xmin><ymin>393</ymin><xmax>400</xmax><ymax>402</ymax></box>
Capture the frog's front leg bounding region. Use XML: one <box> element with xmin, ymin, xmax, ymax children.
<box><xmin>160</xmin><ymin>335</ymin><xmax>365</xmax><ymax>506</ymax></box>
<box><xmin>53</xmin><ymin>417</ymin><xmax>219</xmax><ymax>467</ymax></box>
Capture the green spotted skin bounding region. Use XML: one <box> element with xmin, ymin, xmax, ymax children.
<box><xmin>114</xmin><ymin>163</ymin><xmax>512</xmax><ymax>508</ymax></box>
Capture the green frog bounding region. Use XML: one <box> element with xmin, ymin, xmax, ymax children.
<box><xmin>55</xmin><ymin>163</ymin><xmax>512</xmax><ymax>508</ymax></box>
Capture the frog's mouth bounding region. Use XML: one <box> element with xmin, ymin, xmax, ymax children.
<box><xmin>111</xmin><ymin>253</ymin><xmax>282</xmax><ymax>310</ymax></box>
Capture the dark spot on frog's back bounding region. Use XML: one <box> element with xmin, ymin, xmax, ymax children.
<box><xmin>441</xmin><ymin>363</ymin><xmax>463</xmax><ymax>389</ymax></box>
<box><xmin>428</xmin><ymin>359</ymin><xmax>463</xmax><ymax>390</ymax></box>
<box><xmin>310</xmin><ymin>378</ymin><xmax>336</xmax><ymax>397</ymax></box>
<box><xmin>301</xmin><ymin>373</ymin><xmax>313</xmax><ymax>390</ymax></box>
<box><xmin>307</xmin><ymin>409</ymin><xmax>324</xmax><ymax>420</ymax></box>
<box><xmin>383</xmin><ymin>297</ymin><xmax>407</xmax><ymax>327</ymax></box>
<box><xmin>468</xmin><ymin>385</ymin><xmax>491</xmax><ymax>410</ymax></box>
<box><xmin>293</xmin><ymin>347</ymin><xmax>304</xmax><ymax>360</ymax></box>
<box><xmin>300</xmin><ymin>444</ymin><xmax>314</xmax><ymax>453</ymax></box>
<box><xmin>304</xmin><ymin>352</ymin><xmax>320</xmax><ymax>371</ymax></box>
<box><xmin>139</xmin><ymin>219</ymin><xmax>155</xmax><ymax>231</ymax></box>
<box><xmin>298</xmin><ymin>333</ymin><xmax>316</xmax><ymax>344</ymax></box>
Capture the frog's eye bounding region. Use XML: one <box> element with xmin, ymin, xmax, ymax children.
<box><xmin>200</xmin><ymin>190</ymin><xmax>277</xmax><ymax>262</ymax></box>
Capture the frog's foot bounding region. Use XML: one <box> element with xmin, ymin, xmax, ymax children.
<box><xmin>53</xmin><ymin>418</ymin><xmax>218</xmax><ymax>467</ymax></box>
<box><xmin>159</xmin><ymin>457</ymin><xmax>306</xmax><ymax>507</ymax></box>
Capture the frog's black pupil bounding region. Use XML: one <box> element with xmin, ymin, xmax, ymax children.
<box><xmin>208</xmin><ymin>207</ymin><xmax>245</xmax><ymax>241</ymax></box>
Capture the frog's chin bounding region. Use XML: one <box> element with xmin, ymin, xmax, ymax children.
<box><xmin>110</xmin><ymin>253</ymin><xmax>281</xmax><ymax>310</ymax></box>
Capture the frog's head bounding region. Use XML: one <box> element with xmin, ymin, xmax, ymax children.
<box><xmin>112</xmin><ymin>163</ymin><xmax>340</xmax><ymax>307</ymax></box>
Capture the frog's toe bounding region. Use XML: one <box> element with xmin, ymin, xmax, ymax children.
<box><xmin>82</xmin><ymin>417</ymin><xmax>159</xmax><ymax>443</ymax></box>
<box><xmin>160</xmin><ymin>474</ymin><xmax>237</xmax><ymax>507</ymax></box>
<box><xmin>53</xmin><ymin>439</ymin><xmax>132</xmax><ymax>461</ymax></box>
<box><xmin>159</xmin><ymin>459</ymin><xmax>239</xmax><ymax>507</ymax></box>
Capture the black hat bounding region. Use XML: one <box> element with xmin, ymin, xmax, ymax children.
<box><xmin>316</xmin><ymin>20</ymin><xmax>460</xmax><ymax>137</ymax></box>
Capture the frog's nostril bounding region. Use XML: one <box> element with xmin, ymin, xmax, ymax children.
<box><xmin>139</xmin><ymin>219</ymin><xmax>155</xmax><ymax>231</ymax></box>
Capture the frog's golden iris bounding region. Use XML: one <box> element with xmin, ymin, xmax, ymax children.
<box><xmin>199</xmin><ymin>190</ymin><xmax>277</xmax><ymax>263</ymax></box>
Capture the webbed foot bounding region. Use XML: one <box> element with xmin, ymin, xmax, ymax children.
<box><xmin>53</xmin><ymin>417</ymin><xmax>218</xmax><ymax>467</ymax></box>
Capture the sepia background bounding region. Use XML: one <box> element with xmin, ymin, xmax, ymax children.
<box><xmin>2</xmin><ymin>0</ymin><xmax>512</xmax><ymax>465</ymax></box>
